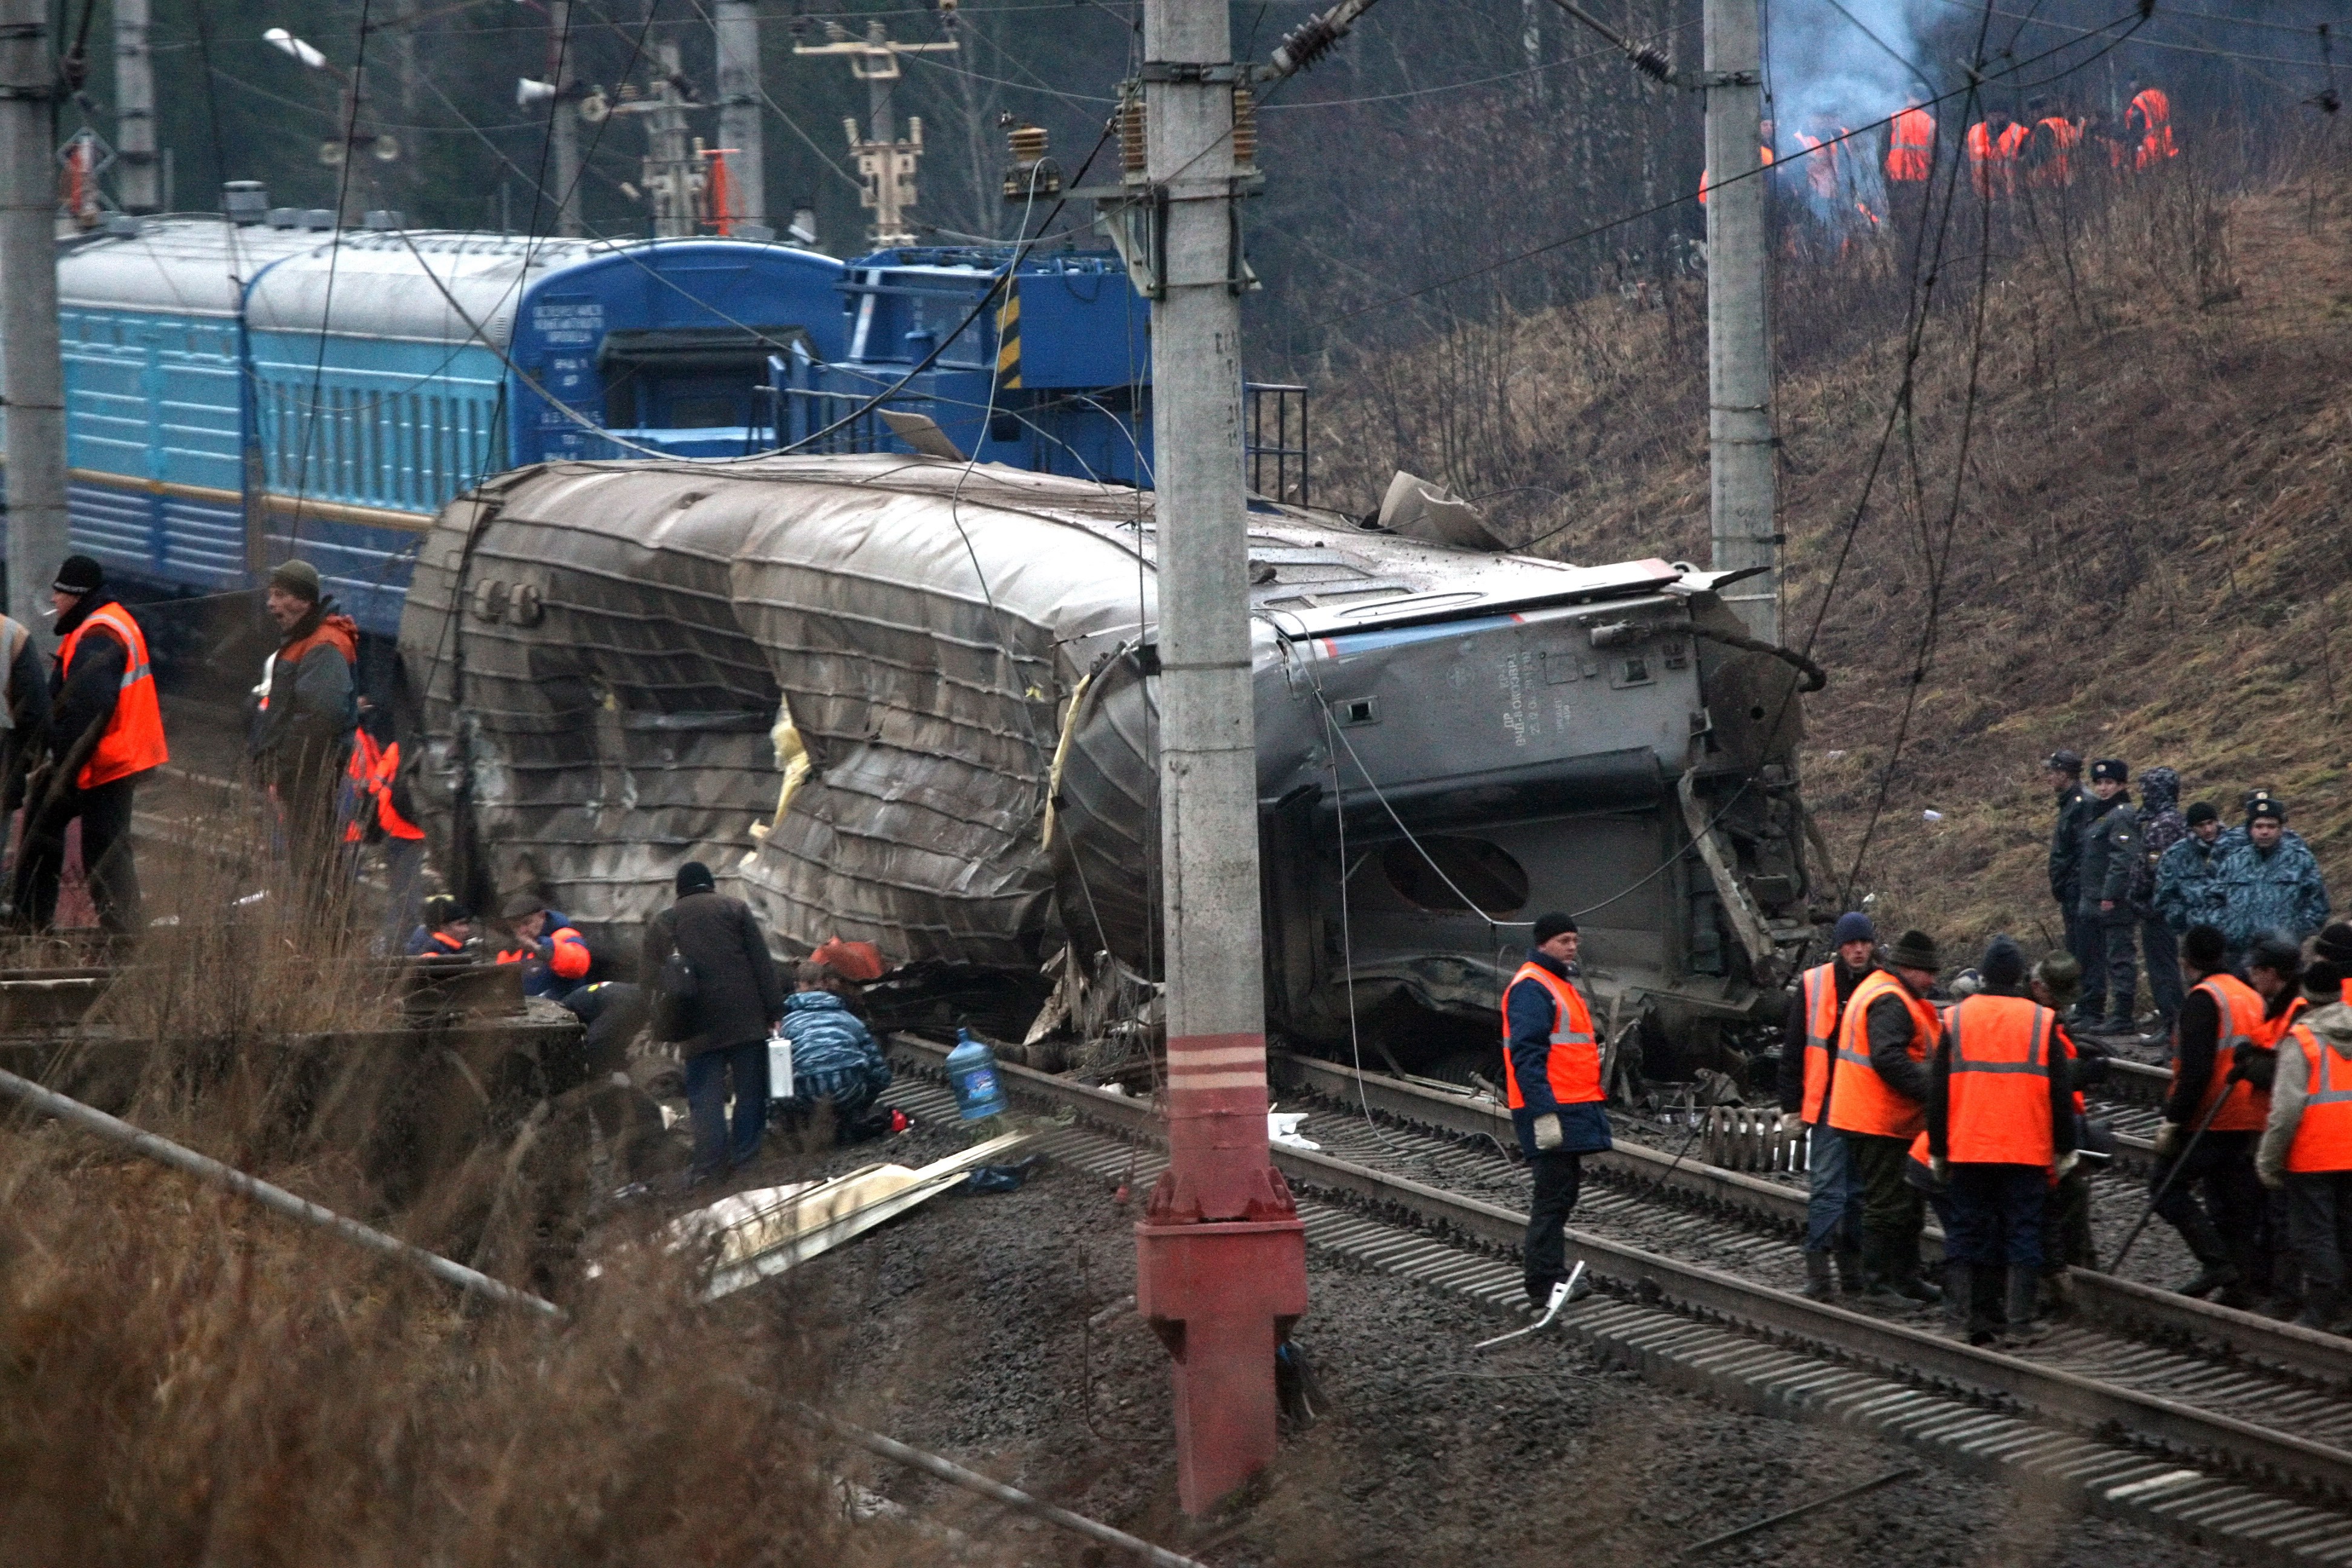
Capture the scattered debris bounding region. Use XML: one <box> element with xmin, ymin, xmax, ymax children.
<box><xmin>680</xmin><ymin>1129</ymin><xmax>1033</xmax><ymax>1298</ymax></box>
<box><xmin>1473</xmin><ymin>1262</ymin><xmax>1584</xmax><ymax>1350</ymax></box>
<box><xmin>1269</xmin><ymin>1109</ymin><xmax>1320</xmax><ymax>1151</ymax></box>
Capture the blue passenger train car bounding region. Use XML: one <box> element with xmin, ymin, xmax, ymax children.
<box><xmin>25</xmin><ymin>201</ymin><xmax>1164</xmax><ymax>653</ymax></box>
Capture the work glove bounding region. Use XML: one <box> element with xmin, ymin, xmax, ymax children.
<box><xmin>2152</xmin><ymin>1121</ymin><xmax>2183</xmax><ymax>1159</ymax></box>
<box><xmin>2259</xmin><ymin>1165</ymin><xmax>2285</xmax><ymax>1191</ymax></box>
<box><xmin>1777</xmin><ymin>1111</ymin><xmax>1805</xmax><ymax>1137</ymax></box>
<box><xmin>2053</xmin><ymin>1150</ymin><xmax>2079</xmax><ymax>1179</ymax></box>
<box><xmin>1929</xmin><ymin>1156</ymin><xmax>1949</xmax><ymax>1183</ymax></box>
<box><xmin>1533</xmin><ymin>1113</ymin><xmax>1563</xmax><ymax>1151</ymax></box>
<box><xmin>2229</xmin><ymin>1046</ymin><xmax>2277</xmax><ymax>1093</ymax></box>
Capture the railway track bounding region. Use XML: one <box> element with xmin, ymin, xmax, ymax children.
<box><xmin>886</xmin><ymin>1036</ymin><xmax>2352</xmax><ymax>1564</ymax></box>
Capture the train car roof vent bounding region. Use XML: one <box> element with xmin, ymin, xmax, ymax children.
<box><xmin>301</xmin><ymin>209</ymin><xmax>336</xmax><ymax>231</ymax></box>
<box><xmin>221</xmin><ymin>181</ymin><xmax>269</xmax><ymax>225</ymax></box>
<box><xmin>363</xmin><ymin>209</ymin><xmax>405</xmax><ymax>230</ymax></box>
<box><xmin>265</xmin><ymin>207</ymin><xmax>301</xmax><ymax>229</ymax></box>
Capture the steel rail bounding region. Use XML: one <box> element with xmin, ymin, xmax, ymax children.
<box><xmin>893</xmin><ymin>1035</ymin><xmax>2352</xmax><ymax>1500</ymax></box>
<box><xmin>1265</xmin><ymin>1051</ymin><xmax>2352</xmax><ymax>1390</ymax></box>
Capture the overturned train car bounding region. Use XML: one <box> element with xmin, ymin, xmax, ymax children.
<box><xmin>399</xmin><ymin>455</ymin><xmax>1826</xmax><ymax>1063</ymax></box>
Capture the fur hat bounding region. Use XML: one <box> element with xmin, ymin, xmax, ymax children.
<box><xmin>2246</xmin><ymin>790</ymin><xmax>2286</xmax><ymax>825</ymax></box>
<box><xmin>2089</xmin><ymin>759</ymin><xmax>2128</xmax><ymax>785</ymax></box>
<box><xmin>2042</xmin><ymin>749</ymin><xmax>2083</xmax><ymax>776</ymax></box>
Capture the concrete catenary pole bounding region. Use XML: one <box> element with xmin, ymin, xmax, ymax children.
<box><xmin>1702</xmin><ymin>0</ymin><xmax>1777</xmax><ymax>644</ymax></box>
<box><xmin>548</xmin><ymin>0</ymin><xmax>583</xmax><ymax>237</ymax></box>
<box><xmin>113</xmin><ymin>0</ymin><xmax>158</xmax><ymax>212</ymax></box>
<box><xmin>714</xmin><ymin>0</ymin><xmax>765</xmax><ymax>230</ymax></box>
<box><xmin>648</xmin><ymin>39</ymin><xmax>696</xmax><ymax>237</ymax></box>
<box><xmin>1129</xmin><ymin>0</ymin><xmax>1307</xmax><ymax>1518</ymax></box>
<box><xmin>1</xmin><ymin>0</ymin><xmax>69</xmax><ymax>633</ymax></box>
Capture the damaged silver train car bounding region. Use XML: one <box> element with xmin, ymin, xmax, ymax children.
<box><xmin>399</xmin><ymin>454</ymin><xmax>1828</xmax><ymax>1071</ymax></box>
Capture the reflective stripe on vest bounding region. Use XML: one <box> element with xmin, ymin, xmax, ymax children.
<box><xmin>1498</xmin><ymin>961</ymin><xmax>1602</xmax><ymax>1109</ymax></box>
<box><xmin>1942</xmin><ymin>994</ymin><xmax>2057</xmax><ymax>1167</ymax></box>
<box><xmin>57</xmin><ymin>603</ymin><xmax>169</xmax><ymax>789</ymax></box>
<box><xmin>2286</xmin><ymin>1023</ymin><xmax>2352</xmax><ymax>1174</ymax></box>
<box><xmin>1799</xmin><ymin>962</ymin><xmax>1841</xmax><ymax>1124</ymax></box>
<box><xmin>1826</xmin><ymin>969</ymin><xmax>1939</xmax><ymax>1139</ymax></box>
<box><xmin>1887</xmin><ymin>108</ymin><xmax>1933</xmax><ymax>181</ymax></box>
<box><xmin>2183</xmin><ymin>973</ymin><xmax>2270</xmax><ymax>1132</ymax></box>
<box><xmin>2254</xmin><ymin>995</ymin><xmax>2307</xmax><ymax>1050</ymax></box>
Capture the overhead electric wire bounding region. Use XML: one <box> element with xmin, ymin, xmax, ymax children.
<box><xmin>1918</xmin><ymin>0</ymin><xmax>2338</xmax><ymax>72</ymax></box>
<box><xmin>675</xmin><ymin>0</ymin><xmax>865</xmax><ymax>194</ymax></box>
<box><xmin>1305</xmin><ymin>5</ymin><xmax>2154</xmax><ymax>332</ymax></box>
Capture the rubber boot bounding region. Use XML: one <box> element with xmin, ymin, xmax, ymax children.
<box><xmin>1833</xmin><ymin>1248</ymin><xmax>1865</xmax><ymax>1296</ymax></box>
<box><xmin>2173</xmin><ymin>1209</ymin><xmax>2243</xmax><ymax>1300</ymax></box>
<box><xmin>2037</xmin><ymin>1267</ymin><xmax>2075</xmax><ymax>1321</ymax></box>
<box><xmin>1802</xmin><ymin>1250</ymin><xmax>1835</xmax><ymax>1302</ymax></box>
<box><xmin>1858</xmin><ymin>1237</ymin><xmax>1908</xmax><ymax>1304</ymax></box>
<box><xmin>1972</xmin><ymin>1265</ymin><xmax>2007</xmax><ymax>1342</ymax></box>
<box><xmin>2004</xmin><ymin>1266</ymin><xmax>2047</xmax><ymax>1345</ymax></box>
<box><xmin>1895</xmin><ymin>1248</ymin><xmax>1943</xmax><ymax>1305</ymax></box>
<box><xmin>1942</xmin><ymin>1261</ymin><xmax>1972</xmax><ymax>1333</ymax></box>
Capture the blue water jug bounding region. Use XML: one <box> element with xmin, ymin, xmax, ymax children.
<box><xmin>944</xmin><ymin>1027</ymin><xmax>1010</xmax><ymax>1120</ymax></box>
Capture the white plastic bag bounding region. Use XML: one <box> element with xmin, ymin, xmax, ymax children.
<box><xmin>766</xmin><ymin>1034</ymin><xmax>794</xmax><ymax>1102</ymax></box>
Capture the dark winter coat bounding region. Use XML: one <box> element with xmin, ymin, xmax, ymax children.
<box><xmin>2077</xmin><ymin>792</ymin><xmax>2140</xmax><ymax>917</ymax></box>
<box><xmin>1777</xmin><ymin>958</ymin><xmax>1868</xmax><ymax>1117</ymax></box>
<box><xmin>2132</xmin><ymin>768</ymin><xmax>2186</xmax><ymax>913</ymax></box>
<box><xmin>250</xmin><ymin>601</ymin><xmax>359</xmax><ymax>792</ymax></box>
<box><xmin>2154</xmin><ymin>833</ymin><xmax>2227</xmax><ymax>934</ymax></box>
<box><xmin>2049</xmin><ymin>780</ymin><xmax>2093</xmax><ymax>904</ymax></box>
<box><xmin>48</xmin><ymin>590</ymin><xmax>131</xmax><ymax>771</ymax></box>
<box><xmin>644</xmin><ymin>890</ymin><xmax>785</xmax><ymax>1054</ymax></box>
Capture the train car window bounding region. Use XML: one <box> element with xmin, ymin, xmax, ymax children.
<box><xmin>596</xmin><ymin>325</ymin><xmax>808</xmax><ymax>430</ymax></box>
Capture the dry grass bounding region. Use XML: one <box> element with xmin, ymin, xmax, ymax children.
<box><xmin>0</xmin><ymin>795</ymin><xmax>944</xmax><ymax>1566</ymax></box>
<box><xmin>1317</xmin><ymin>117</ymin><xmax>2352</xmax><ymax>961</ymax></box>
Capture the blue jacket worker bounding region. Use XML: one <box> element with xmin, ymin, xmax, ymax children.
<box><xmin>2155</xmin><ymin>802</ymin><xmax>2227</xmax><ymax>935</ymax></box>
<box><xmin>1503</xmin><ymin>911</ymin><xmax>1612</xmax><ymax>1312</ymax></box>
<box><xmin>777</xmin><ymin>961</ymin><xmax>893</xmax><ymax>1141</ymax></box>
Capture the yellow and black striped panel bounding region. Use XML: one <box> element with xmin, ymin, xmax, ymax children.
<box><xmin>995</xmin><ymin>288</ymin><xmax>1021</xmax><ymax>390</ymax></box>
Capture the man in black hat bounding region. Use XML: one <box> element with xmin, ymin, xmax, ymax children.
<box><xmin>646</xmin><ymin>860</ymin><xmax>785</xmax><ymax>1185</ymax></box>
<box><xmin>1503</xmin><ymin>912</ymin><xmax>1612</xmax><ymax>1311</ymax></box>
<box><xmin>2155</xmin><ymin>802</ymin><xmax>2227</xmax><ymax>938</ymax></box>
<box><xmin>2043</xmin><ymin>751</ymin><xmax>2100</xmax><ymax>1019</ymax></box>
<box><xmin>2077</xmin><ymin>759</ymin><xmax>2140</xmax><ymax>1034</ymax></box>
<box><xmin>13</xmin><ymin>555</ymin><xmax>166</xmax><ymax>930</ymax></box>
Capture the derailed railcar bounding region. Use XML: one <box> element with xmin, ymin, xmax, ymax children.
<box><xmin>400</xmin><ymin>454</ymin><xmax>1825</xmax><ymax>1067</ymax></box>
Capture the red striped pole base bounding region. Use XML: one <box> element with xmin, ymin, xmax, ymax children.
<box><xmin>1137</xmin><ymin>1030</ymin><xmax>1307</xmax><ymax>1512</ymax></box>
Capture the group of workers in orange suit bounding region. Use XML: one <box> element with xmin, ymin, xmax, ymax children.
<box><xmin>1698</xmin><ymin>79</ymin><xmax>2183</xmax><ymax>234</ymax></box>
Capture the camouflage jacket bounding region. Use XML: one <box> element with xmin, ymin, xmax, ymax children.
<box><xmin>2215</xmin><ymin>838</ymin><xmax>2331</xmax><ymax>949</ymax></box>
<box><xmin>2153</xmin><ymin>834</ymin><xmax>2225</xmax><ymax>934</ymax></box>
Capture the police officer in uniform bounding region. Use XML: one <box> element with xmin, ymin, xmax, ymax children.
<box><xmin>1502</xmin><ymin>912</ymin><xmax>1611</xmax><ymax>1312</ymax></box>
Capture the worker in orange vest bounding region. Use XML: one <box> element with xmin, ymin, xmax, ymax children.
<box><xmin>1926</xmin><ymin>937</ymin><xmax>2077</xmax><ymax>1344</ymax></box>
<box><xmin>251</xmin><ymin>559</ymin><xmax>359</xmax><ymax>914</ymax></box>
<box><xmin>2258</xmin><ymin>956</ymin><xmax>2352</xmax><ymax>1331</ymax></box>
<box><xmin>2030</xmin><ymin>952</ymin><xmax>2104</xmax><ymax>1316</ymax></box>
<box><xmin>2125</xmin><ymin>78</ymin><xmax>2178</xmax><ymax>169</ymax></box>
<box><xmin>1697</xmin><ymin>138</ymin><xmax>1775</xmax><ymax>205</ymax></box>
<box><xmin>1886</xmin><ymin>97</ymin><xmax>1935</xmax><ymax>184</ymax></box>
<box><xmin>1502</xmin><ymin>911</ymin><xmax>1611</xmax><ymax>1313</ymax></box>
<box><xmin>347</xmin><ymin>701</ymin><xmax>429</xmax><ymax>953</ymax></box>
<box><xmin>407</xmin><ymin>892</ymin><xmax>475</xmax><ymax>959</ymax></box>
<box><xmin>1776</xmin><ymin>911</ymin><xmax>1879</xmax><ymax>1301</ymax></box>
<box><xmin>495</xmin><ymin>892</ymin><xmax>593</xmax><ymax>999</ymax></box>
<box><xmin>10</xmin><ymin>555</ymin><xmax>168</xmax><ymax>931</ymax></box>
<box><xmin>2152</xmin><ymin>924</ymin><xmax>2273</xmax><ymax>1307</ymax></box>
<box><xmin>1827</xmin><ymin>927</ymin><xmax>1945</xmax><ymax>1304</ymax></box>
<box><xmin>2021</xmin><ymin>96</ymin><xmax>2083</xmax><ymax>188</ymax></box>
<box><xmin>1965</xmin><ymin>111</ymin><xmax>2026</xmax><ymax>199</ymax></box>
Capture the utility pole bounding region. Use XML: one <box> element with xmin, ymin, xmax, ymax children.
<box><xmin>644</xmin><ymin>39</ymin><xmax>699</xmax><ymax>237</ymax></box>
<box><xmin>1128</xmin><ymin>0</ymin><xmax>1307</xmax><ymax>1520</ymax></box>
<box><xmin>1</xmin><ymin>0</ymin><xmax>69</xmax><ymax>632</ymax></box>
<box><xmin>113</xmin><ymin>0</ymin><xmax>158</xmax><ymax>212</ymax></box>
<box><xmin>1702</xmin><ymin>0</ymin><xmax>1777</xmax><ymax>643</ymax></box>
<box><xmin>793</xmin><ymin>19</ymin><xmax>955</xmax><ymax>247</ymax></box>
<box><xmin>548</xmin><ymin>0</ymin><xmax>582</xmax><ymax>236</ymax></box>
<box><xmin>714</xmin><ymin>0</ymin><xmax>765</xmax><ymax>232</ymax></box>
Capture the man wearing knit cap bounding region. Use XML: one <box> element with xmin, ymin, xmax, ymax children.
<box><xmin>2033</xmin><ymin>952</ymin><xmax>2103</xmax><ymax>1307</ymax></box>
<box><xmin>2152</xmin><ymin>924</ymin><xmax>2270</xmax><ymax>1304</ymax></box>
<box><xmin>2258</xmin><ymin>943</ymin><xmax>2352</xmax><ymax>1330</ymax></box>
<box><xmin>1827</xmin><ymin>927</ymin><xmax>1945</xmax><ymax>1304</ymax></box>
<box><xmin>1501</xmin><ymin>912</ymin><xmax>1611</xmax><ymax>1312</ymax></box>
<box><xmin>11</xmin><ymin>555</ymin><xmax>166</xmax><ymax>930</ymax></box>
<box><xmin>1777</xmin><ymin>911</ymin><xmax>1878</xmax><ymax>1299</ymax></box>
<box><xmin>249</xmin><ymin>558</ymin><xmax>358</xmax><ymax>910</ymax></box>
<box><xmin>2043</xmin><ymin>750</ymin><xmax>2099</xmax><ymax>1018</ymax></box>
<box><xmin>2077</xmin><ymin>759</ymin><xmax>2140</xmax><ymax>1034</ymax></box>
<box><xmin>2216</xmin><ymin>792</ymin><xmax>2330</xmax><ymax>955</ymax></box>
<box><xmin>646</xmin><ymin>859</ymin><xmax>785</xmax><ymax>1184</ymax></box>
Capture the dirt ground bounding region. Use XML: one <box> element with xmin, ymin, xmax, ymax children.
<box><xmin>768</xmin><ymin>1116</ymin><xmax>2233</xmax><ymax>1568</ymax></box>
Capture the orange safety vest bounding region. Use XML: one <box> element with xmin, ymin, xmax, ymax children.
<box><xmin>497</xmin><ymin>926</ymin><xmax>590</xmax><ymax>982</ymax></box>
<box><xmin>2179</xmin><ymin>973</ymin><xmax>2270</xmax><ymax>1132</ymax></box>
<box><xmin>425</xmin><ymin>929</ymin><xmax>467</xmax><ymax>956</ymax></box>
<box><xmin>1886</xmin><ymin>107</ymin><xmax>1934</xmax><ymax>182</ymax></box>
<box><xmin>2129</xmin><ymin>88</ymin><xmax>2177</xmax><ymax>168</ymax></box>
<box><xmin>57</xmin><ymin>602</ymin><xmax>169</xmax><ymax>789</ymax></box>
<box><xmin>2284</xmin><ymin>1022</ymin><xmax>2352</xmax><ymax>1174</ymax></box>
<box><xmin>2027</xmin><ymin>117</ymin><xmax>2082</xmax><ymax>186</ymax></box>
<box><xmin>371</xmin><ymin>738</ymin><xmax>425</xmax><ymax>841</ymax></box>
<box><xmin>344</xmin><ymin>729</ymin><xmax>383</xmax><ymax>844</ymax></box>
<box><xmin>1965</xmin><ymin>121</ymin><xmax>2026</xmax><ymax>197</ymax></box>
<box><xmin>1500</xmin><ymin>961</ymin><xmax>1602</xmax><ymax>1109</ymax></box>
<box><xmin>1941</xmin><ymin>993</ymin><xmax>2059</xmax><ymax>1166</ymax></box>
<box><xmin>1794</xmin><ymin>131</ymin><xmax>1841</xmax><ymax>200</ymax></box>
<box><xmin>1697</xmin><ymin>145</ymin><xmax>1773</xmax><ymax>205</ymax></box>
<box><xmin>1828</xmin><ymin>969</ymin><xmax>1940</xmax><ymax>1138</ymax></box>
<box><xmin>2255</xmin><ymin>994</ymin><xmax>2308</xmax><ymax>1050</ymax></box>
<box><xmin>1797</xmin><ymin>962</ymin><xmax>1844</xmax><ymax>1124</ymax></box>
